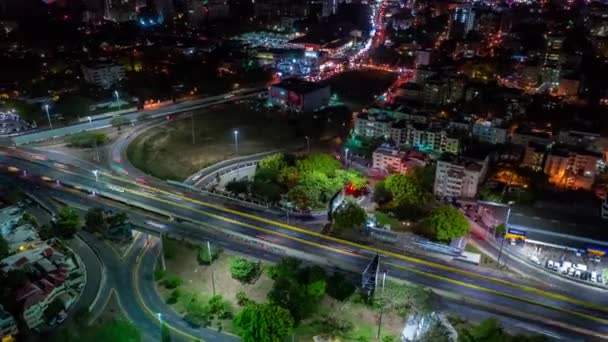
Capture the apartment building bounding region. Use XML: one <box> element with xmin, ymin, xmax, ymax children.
<box><xmin>404</xmin><ymin>123</ymin><xmax>460</xmax><ymax>154</ymax></box>
<box><xmin>81</xmin><ymin>60</ymin><xmax>126</xmax><ymax>89</ymax></box>
<box><xmin>353</xmin><ymin>112</ymin><xmax>392</xmax><ymax>140</ymax></box>
<box><xmin>544</xmin><ymin>146</ymin><xmax>603</xmax><ymax>190</ymax></box>
<box><xmin>372</xmin><ymin>145</ymin><xmax>429</xmax><ymax>174</ymax></box>
<box><xmin>471</xmin><ymin>119</ymin><xmax>508</xmax><ymax>144</ymax></box>
<box><xmin>434</xmin><ymin>155</ymin><xmax>489</xmax><ymax>198</ymax></box>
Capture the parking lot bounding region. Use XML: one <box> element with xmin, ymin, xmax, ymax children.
<box><xmin>518</xmin><ymin>242</ymin><xmax>608</xmax><ymax>287</ymax></box>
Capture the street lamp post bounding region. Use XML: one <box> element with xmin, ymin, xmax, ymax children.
<box><xmin>159</xmin><ymin>231</ymin><xmax>166</xmax><ymax>271</ymax></box>
<box><xmin>233</xmin><ymin>130</ymin><xmax>239</xmax><ymax>155</ymax></box>
<box><xmin>344</xmin><ymin>148</ymin><xmax>349</xmax><ymax>168</ymax></box>
<box><xmin>156</xmin><ymin>312</ymin><xmax>163</xmax><ymax>337</ymax></box>
<box><xmin>496</xmin><ymin>206</ymin><xmax>511</xmax><ymax>268</ymax></box>
<box><xmin>87</xmin><ymin>116</ymin><xmax>93</xmax><ymax>128</ymax></box>
<box><xmin>208</xmin><ymin>240</ymin><xmax>216</xmax><ymax>296</ymax></box>
<box><xmin>114</xmin><ymin>90</ymin><xmax>121</xmax><ymax>110</ymax></box>
<box><xmin>305</xmin><ymin>136</ymin><xmax>310</xmax><ymax>154</ymax></box>
<box><xmin>44</xmin><ymin>104</ymin><xmax>53</xmax><ymax>129</ymax></box>
<box><xmin>376</xmin><ymin>270</ymin><xmax>387</xmax><ymax>339</ymax></box>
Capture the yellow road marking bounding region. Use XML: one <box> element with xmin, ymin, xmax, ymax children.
<box><xmin>20</xmin><ymin>159</ymin><xmax>608</xmax><ymax>318</ymax></box>
<box><xmin>99</xmin><ymin>171</ymin><xmax>608</xmax><ymax>316</ymax></box>
<box><xmin>118</xmin><ymin>185</ymin><xmax>608</xmax><ymax>325</ymax></box>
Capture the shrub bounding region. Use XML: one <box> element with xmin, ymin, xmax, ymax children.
<box><xmin>163</xmin><ymin>273</ymin><xmax>183</xmax><ymax>289</ymax></box>
<box><xmin>235</xmin><ymin>291</ymin><xmax>254</xmax><ymax>307</ymax></box>
<box><xmin>167</xmin><ymin>288</ymin><xmax>182</xmax><ymax>304</ymax></box>
<box><xmin>229</xmin><ymin>257</ymin><xmax>260</xmax><ymax>284</ymax></box>
<box><xmin>154</xmin><ymin>269</ymin><xmax>166</xmax><ymax>281</ymax></box>
<box><xmin>67</xmin><ymin>132</ymin><xmax>106</xmax><ymax>148</ymax></box>
<box><xmin>326</xmin><ymin>272</ymin><xmax>356</xmax><ymax>301</ymax></box>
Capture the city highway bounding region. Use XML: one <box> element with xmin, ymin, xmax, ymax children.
<box><xmin>10</xmin><ymin>88</ymin><xmax>266</xmax><ymax>145</ymax></box>
<box><xmin>2</xmin><ymin>151</ymin><xmax>608</xmax><ymax>339</ymax></box>
<box><xmin>10</xmin><ymin>177</ymin><xmax>589</xmax><ymax>341</ymax></box>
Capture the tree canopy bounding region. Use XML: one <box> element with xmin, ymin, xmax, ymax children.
<box><xmin>56</xmin><ymin>206</ymin><xmax>80</xmax><ymax>237</ymax></box>
<box><xmin>383</xmin><ymin>173</ymin><xmax>425</xmax><ymax>207</ymax></box>
<box><xmin>85</xmin><ymin>207</ymin><xmax>107</xmax><ymax>233</ymax></box>
<box><xmin>234</xmin><ymin>303</ymin><xmax>294</xmax><ymax>342</ymax></box>
<box><xmin>266</xmin><ymin>257</ymin><xmax>327</xmax><ymax>323</ymax></box>
<box><xmin>229</xmin><ymin>257</ymin><xmax>260</xmax><ymax>284</ymax></box>
<box><xmin>424</xmin><ymin>205</ymin><xmax>469</xmax><ymax>242</ymax></box>
<box><xmin>332</xmin><ymin>201</ymin><xmax>367</xmax><ymax>231</ymax></box>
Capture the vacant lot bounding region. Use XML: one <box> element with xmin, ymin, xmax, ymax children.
<box><xmin>127</xmin><ymin>102</ymin><xmax>298</xmax><ymax>180</ymax></box>
<box><xmin>128</xmin><ymin>102</ymin><xmax>352</xmax><ymax>180</ymax></box>
<box><xmin>325</xmin><ymin>69</ymin><xmax>397</xmax><ymax>109</ymax></box>
<box><xmin>157</xmin><ymin>243</ymin><xmax>403</xmax><ymax>341</ymax></box>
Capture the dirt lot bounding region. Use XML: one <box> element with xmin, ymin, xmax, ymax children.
<box><xmin>127</xmin><ymin>102</ymin><xmax>304</xmax><ymax>181</ymax></box>
<box><xmin>158</xmin><ymin>244</ymin><xmax>404</xmax><ymax>341</ymax></box>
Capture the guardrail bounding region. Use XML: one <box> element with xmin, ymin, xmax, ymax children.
<box><xmin>187</xmin><ymin>150</ymin><xmax>281</xmax><ymax>185</ymax></box>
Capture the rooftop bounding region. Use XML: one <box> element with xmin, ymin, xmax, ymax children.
<box><xmin>509</xmin><ymin>203</ymin><xmax>608</xmax><ymax>247</ymax></box>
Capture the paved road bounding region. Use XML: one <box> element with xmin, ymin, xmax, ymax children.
<box><xmin>12</xmin><ymin>89</ymin><xmax>266</xmax><ymax>145</ymax></box>
<box><xmin>2</xmin><ymin>154</ymin><xmax>608</xmax><ymax>339</ymax></box>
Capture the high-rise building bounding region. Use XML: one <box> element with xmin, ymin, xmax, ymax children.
<box><xmin>450</xmin><ymin>4</ymin><xmax>475</xmax><ymax>38</ymax></box>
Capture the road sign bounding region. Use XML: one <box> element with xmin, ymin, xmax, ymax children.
<box><xmin>361</xmin><ymin>254</ymin><xmax>380</xmax><ymax>293</ymax></box>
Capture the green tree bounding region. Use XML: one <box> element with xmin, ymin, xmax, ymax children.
<box><xmin>373</xmin><ymin>181</ymin><xmax>392</xmax><ymax>205</ymax></box>
<box><xmin>229</xmin><ymin>257</ymin><xmax>260</xmax><ymax>284</ymax></box>
<box><xmin>56</xmin><ymin>206</ymin><xmax>80</xmax><ymax>237</ymax></box>
<box><xmin>332</xmin><ymin>201</ymin><xmax>366</xmax><ymax>231</ymax></box>
<box><xmin>326</xmin><ymin>272</ymin><xmax>356</xmax><ymax>301</ymax></box>
<box><xmin>107</xmin><ymin>212</ymin><xmax>128</xmax><ymax>227</ymax></box>
<box><xmin>424</xmin><ymin>206</ymin><xmax>469</xmax><ymax>242</ymax></box>
<box><xmin>225</xmin><ymin>180</ymin><xmax>250</xmax><ymax>196</ymax></box>
<box><xmin>0</xmin><ymin>237</ymin><xmax>9</xmax><ymax>259</ymax></box>
<box><xmin>296</xmin><ymin>153</ymin><xmax>341</xmax><ymax>177</ymax></box>
<box><xmin>315</xmin><ymin>314</ymin><xmax>353</xmax><ymax>337</ymax></box>
<box><xmin>85</xmin><ymin>207</ymin><xmax>107</xmax><ymax>233</ymax></box>
<box><xmin>251</xmin><ymin>180</ymin><xmax>282</xmax><ymax>203</ymax></box>
<box><xmin>335</xmin><ymin>169</ymin><xmax>367</xmax><ymax>189</ymax></box>
<box><xmin>267</xmin><ymin>261</ymin><xmax>326</xmax><ymax>323</ymax></box>
<box><xmin>257</xmin><ymin>153</ymin><xmax>287</xmax><ymax>182</ymax></box>
<box><xmin>163</xmin><ymin>273</ymin><xmax>183</xmax><ymax>289</ymax></box>
<box><xmin>278</xmin><ymin>166</ymin><xmax>299</xmax><ymax>186</ymax></box>
<box><xmin>384</xmin><ymin>173</ymin><xmax>424</xmax><ymax>206</ymax></box>
<box><xmin>55</xmin><ymin>95</ymin><xmax>93</xmax><ymax>120</ymax></box>
<box><xmin>495</xmin><ymin>223</ymin><xmax>506</xmax><ymax>237</ymax></box>
<box><xmin>233</xmin><ymin>303</ymin><xmax>294</xmax><ymax>342</ymax></box>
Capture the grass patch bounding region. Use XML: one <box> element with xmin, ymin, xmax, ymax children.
<box><xmin>127</xmin><ymin>102</ymin><xmax>299</xmax><ymax>180</ymax></box>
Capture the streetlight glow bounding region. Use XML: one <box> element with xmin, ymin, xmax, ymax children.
<box><xmin>44</xmin><ymin>104</ymin><xmax>53</xmax><ymax>129</ymax></box>
<box><xmin>234</xmin><ymin>130</ymin><xmax>239</xmax><ymax>155</ymax></box>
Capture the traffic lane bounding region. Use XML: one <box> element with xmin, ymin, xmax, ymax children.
<box><xmin>439</xmin><ymin>300</ymin><xmax>586</xmax><ymax>341</ymax></box>
<box><xmin>5</xmin><ymin>159</ymin><xmax>608</xmax><ymax>322</ymax></box>
<box><xmin>29</xmin><ymin>183</ymin><xmax>608</xmax><ymax>338</ymax></box>
<box><xmin>472</xmin><ymin>233</ymin><xmax>607</xmax><ymax>303</ymax></box>
<box><xmin>128</xmin><ymin>188</ymin><xmax>608</xmax><ymax>319</ymax></box>
<box><xmin>138</xmin><ymin>242</ymin><xmax>241</xmax><ymax>342</ymax></box>
<box><xmin>7</xmin><ymin>160</ymin><xmax>608</xmax><ymax>320</ymax></box>
<box><xmin>66</xmin><ymin>235</ymin><xmax>103</xmax><ymax>314</ymax></box>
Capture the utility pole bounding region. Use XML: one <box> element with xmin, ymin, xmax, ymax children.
<box><xmin>160</xmin><ymin>232</ymin><xmax>166</xmax><ymax>271</ymax></box>
<box><xmin>496</xmin><ymin>206</ymin><xmax>511</xmax><ymax>269</ymax></box>
<box><xmin>376</xmin><ymin>270</ymin><xmax>387</xmax><ymax>339</ymax></box>
<box><xmin>208</xmin><ymin>240</ymin><xmax>216</xmax><ymax>295</ymax></box>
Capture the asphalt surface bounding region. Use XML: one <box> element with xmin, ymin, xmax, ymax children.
<box><xmin>2</xmin><ymin>153</ymin><xmax>608</xmax><ymax>340</ymax></box>
<box><xmin>11</xmin><ymin>88</ymin><xmax>266</xmax><ymax>145</ymax></box>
